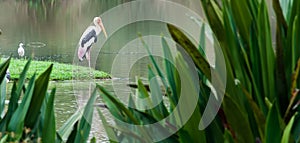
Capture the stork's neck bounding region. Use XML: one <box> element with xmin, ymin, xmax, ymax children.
<box><xmin>95</xmin><ymin>24</ymin><xmax>102</xmax><ymax>35</ymax></box>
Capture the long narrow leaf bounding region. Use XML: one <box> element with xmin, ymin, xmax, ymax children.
<box><xmin>74</xmin><ymin>88</ymin><xmax>98</xmax><ymax>143</ymax></box>
<box><xmin>148</xmin><ymin>66</ymin><xmax>168</xmax><ymax>119</ymax></box>
<box><xmin>230</xmin><ymin>0</ymin><xmax>253</xmax><ymax>41</ymax></box>
<box><xmin>0</xmin><ymin>76</ymin><xmax>7</xmax><ymax>117</ymax></box>
<box><xmin>175</xmin><ymin>53</ymin><xmax>206</xmax><ymax>143</ymax></box>
<box><xmin>42</xmin><ymin>88</ymin><xmax>56</xmax><ymax>143</ymax></box>
<box><xmin>0</xmin><ymin>57</ymin><xmax>10</xmax><ymax>84</ymax></box>
<box><xmin>138</xmin><ymin>34</ymin><xmax>169</xmax><ymax>90</ymax></box>
<box><xmin>161</xmin><ymin>36</ymin><xmax>178</xmax><ymax>105</ymax></box>
<box><xmin>25</xmin><ymin>64</ymin><xmax>53</xmax><ymax>128</ymax></box>
<box><xmin>7</xmin><ymin>74</ymin><xmax>36</xmax><ymax>140</ymax></box>
<box><xmin>0</xmin><ymin>134</ymin><xmax>7</xmax><ymax>143</ymax></box>
<box><xmin>200</xmin><ymin>0</ymin><xmax>225</xmax><ymax>42</ymax></box>
<box><xmin>97</xmin><ymin>108</ymin><xmax>118</xmax><ymax>142</ymax></box>
<box><xmin>265</xmin><ymin>103</ymin><xmax>281</xmax><ymax>143</ymax></box>
<box><xmin>167</xmin><ymin>24</ymin><xmax>211</xmax><ymax>80</ymax></box>
<box><xmin>97</xmin><ymin>84</ymin><xmax>152</xmax><ymax>142</ymax></box>
<box><xmin>66</xmin><ymin>121</ymin><xmax>79</xmax><ymax>143</ymax></box>
<box><xmin>223</xmin><ymin>95</ymin><xmax>254</xmax><ymax>143</ymax></box>
<box><xmin>281</xmin><ymin>114</ymin><xmax>296</xmax><ymax>143</ymax></box>
<box><xmin>257</xmin><ymin>1</ymin><xmax>276</xmax><ymax>100</ymax></box>
<box><xmin>57</xmin><ymin>110</ymin><xmax>82</xmax><ymax>142</ymax></box>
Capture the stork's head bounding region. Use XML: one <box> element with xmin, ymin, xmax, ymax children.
<box><xmin>93</xmin><ymin>17</ymin><xmax>107</xmax><ymax>38</ymax></box>
<box><xmin>19</xmin><ymin>43</ymin><xmax>24</xmax><ymax>47</ymax></box>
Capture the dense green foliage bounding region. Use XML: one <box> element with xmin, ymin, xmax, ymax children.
<box><xmin>0</xmin><ymin>58</ymin><xmax>98</xmax><ymax>142</ymax></box>
<box><xmin>97</xmin><ymin>0</ymin><xmax>300</xmax><ymax>142</ymax></box>
<box><xmin>1</xmin><ymin>58</ymin><xmax>110</xmax><ymax>80</ymax></box>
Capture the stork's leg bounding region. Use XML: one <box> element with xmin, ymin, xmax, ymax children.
<box><xmin>86</xmin><ymin>49</ymin><xmax>91</xmax><ymax>68</ymax></box>
<box><xmin>85</xmin><ymin>49</ymin><xmax>93</xmax><ymax>77</ymax></box>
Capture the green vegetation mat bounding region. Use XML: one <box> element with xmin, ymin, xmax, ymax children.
<box><xmin>3</xmin><ymin>58</ymin><xmax>110</xmax><ymax>80</ymax></box>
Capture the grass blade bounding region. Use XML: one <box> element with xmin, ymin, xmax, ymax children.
<box><xmin>139</xmin><ymin>34</ymin><xmax>169</xmax><ymax>90</ymax></box>
<box><xmin>199</xmin><ymin>24</ymin><xmax>206</xmax><ymax>55</ymax></box>
<box><xmin>148</xmin><ymin>66</ymin><xmax>168</xmax><ymax>119</ymax></box>
<box><xmin>265</xmin><ymin>103</ymin><xmax>281</xmax><ymax>143</ymax></box>
<box><xmin>175</xmin><ymin>53</ymin><xmax>206</xmax><ymax>143</ymax></box>
<box><xmin>0</xmin><ymin>76</ymin><xmax>6</xmax><ymax>117</ymax></box>
<box><xmin>167</xmin><ymin>24</ymin><xmax>211</xmax><ymax>80</ymax></box>
<box><xmin>257</xmin><ymin>1</ymin><xmax>276</xmax><ymax>100</ymax></box>
<box><xmin>200</xmin><ymin>0</ymin><xmax>225</xmax><ymax>42</ymax></box>
<box><xmin>7</xmin><ymin>74</ymin><xmax>36</xmax><ymax>140</ymax></box>
<box><xmin>97</xmin><ymin>108</ymin><xmax>118</xmax><ymax>142</ymax></box>
<box><xmin>97</xmin><ymin>84</ymin><xmax>152</xmax><ymax>142</ymax></box>
<box><xmin>42</xmin><ymin>88</ymin><xmax>56</xmax><ymax>143</ymax></box>
<box><xmin>66</xmin><ymin>121</ymin><xmax>79</xmax><ymax>143</ymax></box>
<box><xmin>223</xmin><ymin>95</ymin><xmax>254</xmax><ymax>143</ymax></box>
<box><xmin>2</xmin><ymin>59</ymin><xmax>32</xmax><ymax>126</ymax></box>
<box><xmin>25</xmin><ymin>64</ymin><xmax>53</xmax><ymax>129</ymax></box>
<box><xmin>0</xmin><ymin>134</ymin><xmax>8</xmax><ymax>143</ymax></box>
<box><xmin>97</xmin><ymin>84</ymin><xmax>137</xmax><ymax>123</ymax></box>
<box><xmin>74</xmin><ymin>88</ymin><xmax>98</xmax><ymax>143</ymax></box>
<box><xmin>224</xmin><ymin>129</ymin><xmax>235</xmax><ymax>143</ymax></box>
<box><xmin>57</xmin><ymin>110</ymin><xmax>82</xmax><ymax>142</ymax></box>
<box><xmin>230</xmin><ymin>0</ymin><xmax>253</xmax><ymax>41</ymax></box>
<box><xmin>281</xmin><ymin>113</ymin><xmax>296</xmax><ymax>143</ymax></box>
<box><xmin>0</xmin><ymin>57</ymin><xmax>10</xmax><ymax>83</ymax></box>
<box><xmin>161</xmin><ymin>36</ymin><xmax>178</xmax><ymax>104</ymax></box>
<box><xmin>136</xmin><ymin>79</ymin><xmax>152</xmax><ymax>110</ymax></box>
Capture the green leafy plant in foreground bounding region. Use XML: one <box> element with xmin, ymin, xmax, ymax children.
<box><xmin>97</xmin><ymin>0</ymin><xmax>300</xmax><ymax>142</ymax></box>
<box><xmin>0</xmin><ymin>58</ymin><xmax>97</xmax><ymax>142</ymax></box>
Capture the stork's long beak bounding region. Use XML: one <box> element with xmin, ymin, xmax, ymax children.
<box><xmin>100</xmin><ymin>23</ymin><xmax>108</xmax><ymax>39</ymax></box>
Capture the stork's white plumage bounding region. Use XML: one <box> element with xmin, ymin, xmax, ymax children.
<box><xmin>18</xmin><ymin>43</ymin><xmax>25</xmax><ymax>58</ymax></box>
<box><xmin>77</xmin><ymin>17</ymin><xmax>107</xmax><ymax>68</ymax></box>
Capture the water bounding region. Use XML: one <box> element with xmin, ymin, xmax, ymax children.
<box><xmin>49</xmin><ymin>79</ymin><xmax>124</xmax><ymax>142</ymax></box>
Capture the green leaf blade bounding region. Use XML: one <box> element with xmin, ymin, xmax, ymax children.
<box><xmin>42</xmin><ymin>88</ymin><xmax>56</xmax><ymax>143</ymax></box>
<box><xmin>25</xmin><ymin>64</ymin><xmax>53</xmax><ymax>129</ymax></box>
<box><xmin>74</xmin><ymin>88</ymin><xmax>98</xmax><ymax>143</ymax></box>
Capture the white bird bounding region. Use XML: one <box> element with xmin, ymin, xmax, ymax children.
<box><xmin>18</xmin><ymin>43</ymin><xmax>25</xmax><ymax>58</ymax></box>
<box><xmin>77</xmin><ymin>16</ymin><xmax>107</xmax><ymax>68</ymax></box>
<box><xmin>6</xmin><ymin>69</ymin><xmax>10</xmax><ymax>83</ymax></box>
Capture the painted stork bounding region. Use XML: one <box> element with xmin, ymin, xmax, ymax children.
<box><xmin>18</xmin><ymin>43</ymin><xmax>25</xmax><ymax>58</ymax></box>
<box><xmin>77</xmin><ymin>17</ymin><xmax>107</xmax><ymax>68</ymax></box>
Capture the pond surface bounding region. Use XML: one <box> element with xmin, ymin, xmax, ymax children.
<box><xmin>49</xmin><ymin>79</ymin><xmax>128</xmax><ymax>142</ymax></box>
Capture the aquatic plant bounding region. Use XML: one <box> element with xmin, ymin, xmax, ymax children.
<box><xmin>3</xmin><ymin>58</ymin><xmax>110</xmax><ymax>80</ymax></box>
<box><xmin>97</xmin><ymin>0</ymin><xmax>300</xmax><ymax>142</ymax></box>
<box><xmin>0</xmin><ymin>58</ymin><xmax>97</xmax><ymax>142</ymax></box>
